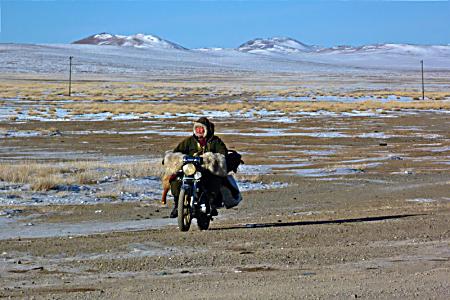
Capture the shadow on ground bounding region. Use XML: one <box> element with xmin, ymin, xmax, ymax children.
<box><xmin>211</xmin><ymin>214</ymin><xmax>423</xmax><ymax>231</ymax></box>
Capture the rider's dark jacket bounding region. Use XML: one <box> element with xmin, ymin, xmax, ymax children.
<box><xmin>173</xmin><ymin>135</ymin><xmax>227</xmax><ymax>156</ymax></box>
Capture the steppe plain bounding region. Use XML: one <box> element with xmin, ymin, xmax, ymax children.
<box><xmin>0</xmin><ymin>44</ymin><xmax>449</xmax><ymax>299</ymax></box>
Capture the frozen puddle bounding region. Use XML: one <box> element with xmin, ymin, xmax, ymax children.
<box><xmin>406</xmin><ymin>198</ymin><xmax>436</xmax><ymax>203</ymax></box>
<box><xmin>0</xmin><ymin>218</ymin><xmax>176</xmax><ymax>240</ymax></box>
<box><xmin>0</xmin><ymin>130</ymin><xmax>43</xmax><ymax>138</ymax></box>
<box><xmin>218</xmin><ymin>129</ymin><xmax>350</xmax><ymax>138</ymax></box>
<box><xmin>419</xmin><ymin>146</ymin><xmax>450</xmax><ymax>153</ymax></box>
<box><xmin>239</xmin><ymin>164</ymin><xmax>273</xmax><ymax>175</ymax></box>
<box><xmin>240</xmin><ymin>163</ymin><xmax>381</xmax><ymax>178</ymax></box>
<box><xmin>5</xmin><ymin>108</ymin><xmax>448</xmax><ymax>123</ymax></box>
<box><xmin>289</xmin><ymin>168</ymin><xmax>364</xmax><ymax>177</ymax></box>
<box><xmin>238</xmin><ymin>181</ymin><xmax>289</xmax><ymax>191</ymax></box>
<box><xmin>406</xmin><ymin>197</ymin><xmax>450</xmax><ymax>204</ymax></box>
<box><xmin>255</xmin><ymin>95</ymin><xmax>414</xmax><ymax>103</ymax></box>
<box><xmin>356</xmin><ymin>132</ymin><xmax>400</xmax><ymax>139</ymax></box>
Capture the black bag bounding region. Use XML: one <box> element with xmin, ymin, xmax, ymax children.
<box><xmin>226</xmin><ymin>150</ymin><xmax>244</xmax><ymax>173</ymax></box>
<box><xmin>220</xmin><ymin>175</ymin><xmax>242</xmax><ymax>209</ymax></box>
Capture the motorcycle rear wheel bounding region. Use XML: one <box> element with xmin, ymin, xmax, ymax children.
<box><xmin>197</xmin><ymin>213</ymin><xmax>210</xmax><ymax>230</ymax></box>
<box><xmin>177</xmin><ymin>189</ymin><xmax>191</xmax><ymax>232</ymax></box>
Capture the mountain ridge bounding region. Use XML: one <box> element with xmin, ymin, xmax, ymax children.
<box><xmin>72</xmin><ymin>33</ymin><xmax>187</xmax><ymax>50</ymax></box>
<box><xmin>72</xmin><ymin>33</ymin><xmax>450</xmax><ymax>56</ymax></box>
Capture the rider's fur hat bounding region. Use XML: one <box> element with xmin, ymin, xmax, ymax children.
<box><xmin>193</xmin><ymin>117</ymin><xmax>214</xmax><ymax>138</ymax></box>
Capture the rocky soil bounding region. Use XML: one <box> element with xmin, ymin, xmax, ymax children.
<box><xmin>0</xmin><ymin>111</ymin><xmax>449</xmax><ymax>299</ymax></box>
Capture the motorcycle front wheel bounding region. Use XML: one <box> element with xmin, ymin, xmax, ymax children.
<box><xmin>177</xmin><ymin>189</ymin><xmax>191</xmax><ymax>232</ymax></box>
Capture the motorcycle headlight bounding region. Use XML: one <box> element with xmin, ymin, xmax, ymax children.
<box><xmin>194</xmin><ymin>171</ymin><xmax>202</xmax><ymax>180</ymax></box>
<box><xmin>182</xmin><ymin>163</ymin><xmax>196</xmax><ymax>176</ymax></box>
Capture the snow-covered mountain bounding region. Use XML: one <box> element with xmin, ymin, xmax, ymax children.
<box><xmin>237</xmin><ymin>37</ymin><xmax>450</xmax><ymax>58</ymax></box>
<box><xmin>72</xmin><ymin>33</ymin><xmax>187</xmax><ymax>50</ymax></box>
<box><xmin>72</xmin><ymin>33</ymin><xmax>450</xmax><ymax>58</ymax></box>
<box><xmin>319</xmin><ymin>43</ymin><xmax>450</xmax><ymax>56</ymax></box>
<box><xmin>238</xmin><ymin>37</ymin><xmax>318</xmax><ymax>54</ymax></box>
<box><xmin>2</xmin><ymin>34</ymin><xmax>450</xmax><ymax>75</ymax></box>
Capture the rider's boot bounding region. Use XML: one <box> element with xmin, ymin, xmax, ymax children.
<box><xmin>207</xmin><ymin>192</ymin><xmax>219</xmax><ymax>216</ymax></box>
<box><xmin>170</xmin><ymin>206</ymin><xmax>178</xmax><ymax>218</ymax></box>
<box><xmin>210</xmin><ymin>206</ymin><xmax>218</xmax><ymax>217</ymax></box>
<box><xmin>170</xmin><ymin>198</ymin><xmax>178</xmax><ymax>218</ymax></box>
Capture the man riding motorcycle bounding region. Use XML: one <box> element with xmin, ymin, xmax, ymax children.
<box><xmin>169</xmin><ymin>117</ymin><xmax>228</xmax><ymax>218</ymax></box>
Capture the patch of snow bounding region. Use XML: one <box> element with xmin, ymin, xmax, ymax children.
<box><xmin>357</xmin><ymin>132</ymin><xmax>399</xmax><ymax>139</ymax></box>
<box><xmin>218</xmin><ymin>128</ymin><xmax>349</xmax><ymax>138</ymax></box>
<box><xmin>237</xmin><ymin>181</ymin><xmax>289</xmax><ymax>192</ymax></box>
<box><xmin>0</xmin><ymin>130</ymin><xmax>42</xmax><ymax>138</ymax></box>
<box><xmin>406</xmin><ymin>198</ymin><xmax>436</xmax><ymax>203</ymax></box>
<box><xmin>420</xmin><ymin>146</ymin><xmax>450</xmax><ymax>153</ymax></box>
<box><xmin>238</xmin><ymin>164</ymin><xmax>273</xmax><ymax>175</ymax></box>
<box><xmin>255</xmin><ymin>95</ymin><xmax>414</xmax><ymax>103</ymax></box>
<box><xmin>299</xmin><ymin>149</ymin><xmax>337</xmax><ymax>156</ymax></box>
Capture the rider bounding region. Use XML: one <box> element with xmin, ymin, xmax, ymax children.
<box><xmin>169</xmin><ymin>117</ymin><xmax>228</xmax><ymax>218</ymax></box>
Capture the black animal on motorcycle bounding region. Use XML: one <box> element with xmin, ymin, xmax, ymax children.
<box><xmin>162</xmin><ymin>117</ymin><xmax>243</xmax><ymax>231</ymax></box>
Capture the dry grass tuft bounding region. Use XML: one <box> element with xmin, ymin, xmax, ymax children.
<box><xmin>59</xmin><ymin>98</ymin><xmax>450</xmax><ymax>117</ymax></box>
<box><xmin>94</xmin><ymin>191</ymin><xmax>120</xmax><ymax>200</ymax></box>
<box><xmin>0</xmin><ymin>163</ymin><xmax>63</xmax><ymax>191</ymax></box>
<box><xmin>0</xmin><ymin>160</ymin><xmax>164</xmax><ymax>191</ymax></box>
<box><xmin>120</xmin><ymin>161</ymin><xmax>164</xmax><ymax>178</ymax></box>
<box><xmin>31</xmin><ymin>175</ymin><xmax>64</xmax><ymax>191</ymax></box>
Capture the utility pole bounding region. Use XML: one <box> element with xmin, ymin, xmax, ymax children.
<box><xmin>421</xmin><ymin>60</ymin><xmax>425</xmax><ymax>100</ymax></box>
<box><xmin>68</xmin><ymin>56</ymin><xmax>73</xmax><ymax>97</ymax></box>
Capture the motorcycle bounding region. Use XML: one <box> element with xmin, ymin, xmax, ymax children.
<box><xmin>169</xmin><ymin>150</ymin><xmax>243</xmax><ymax>232</ymax></box>
<box><xmin>176</xmin><ymin>155</ymin><xmax>214</xmax><ymax>231</ymax></box>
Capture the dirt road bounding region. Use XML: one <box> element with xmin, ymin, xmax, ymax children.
<box><xmin>0</xmin><ymin>113</ymin><xmax>449</xmax><ymax>299</ymax></box>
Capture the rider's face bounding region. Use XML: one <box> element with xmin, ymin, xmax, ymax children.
<box><xmin>195</xmin><ymin>126</ymin><xmax>205</xmax><ymax>137</ymax></box>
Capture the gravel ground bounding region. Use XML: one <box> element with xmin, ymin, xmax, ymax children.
<box><xmin>0</xmin><ymin>112</ymin><xmax>449</xmax><ymax>299</ymax></box>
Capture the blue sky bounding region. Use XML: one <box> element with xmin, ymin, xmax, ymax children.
<box><xmin>1</xmin><ymin>0</ymin><xmax>449</xmax><ymax>48</ymax></box>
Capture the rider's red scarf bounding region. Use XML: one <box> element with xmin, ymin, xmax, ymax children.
<box><xmin>198</xmin><ymin>137</ymin><xmax>207</xmax><ymax>147</ymax></box>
